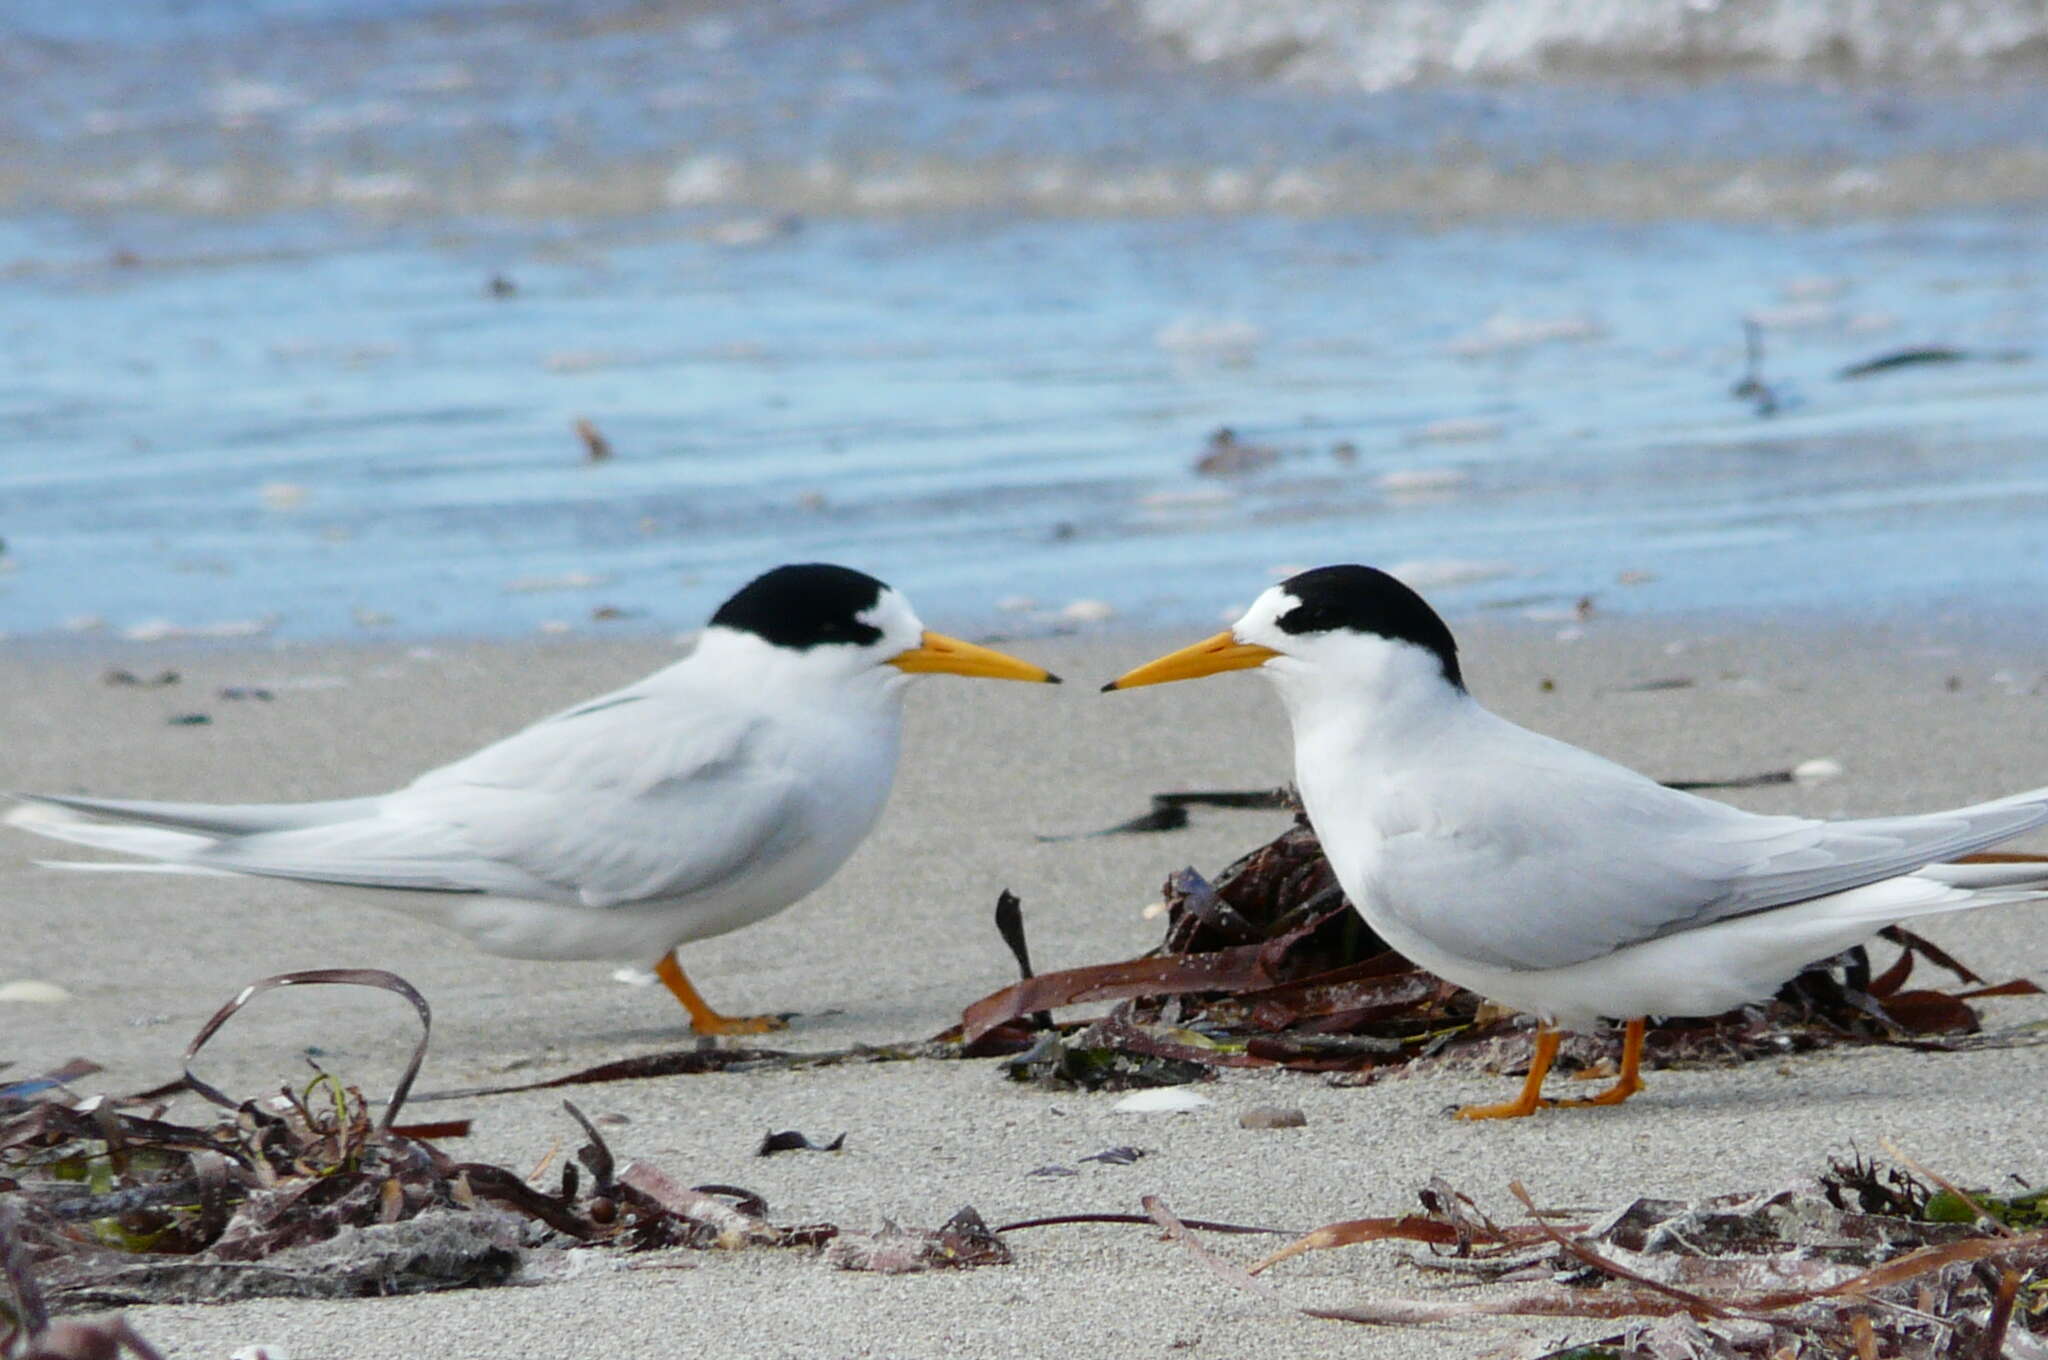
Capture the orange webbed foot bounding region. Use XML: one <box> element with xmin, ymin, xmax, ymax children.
<box><xmin>1453</xmin><ymin>1025</ymin><xmax>1562</xmax><ymax>1121</ymax></box>
<box><xmin>654</xmin><ymin>952</ymin><xmax>790</xmax><ymax>1036</ymax></box>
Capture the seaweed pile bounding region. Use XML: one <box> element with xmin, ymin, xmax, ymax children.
<box><xmin>0</xmin><ymin>969</ymin><xmax>1006</xmax><ymax>1347</ymax></box>
<box><xmin>1152</xmin><ymin>1154</ymin><xmax>2048</xmax><ymax>1357</ymax></box>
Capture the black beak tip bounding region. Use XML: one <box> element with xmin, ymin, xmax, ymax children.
<box><xmin>1044</xmin><ymin>671</ymin><xmax>1064</xmax><ymax>685</ymax></box>
<box><xmin>1098</xmin><ymin>680</ymin><xmax>1119</xmax><ymax>693</ymax></box>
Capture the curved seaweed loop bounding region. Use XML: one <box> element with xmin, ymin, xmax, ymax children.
<box><xmin>182</xmin><ymin>968</ymin><xmax>432</xmax><ymax>1134</ymax></box>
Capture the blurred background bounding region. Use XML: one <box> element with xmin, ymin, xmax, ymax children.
<box><xmin>3</xmin><ymin>0</ymin><xmax>2045</xmax><ymax>640</ymax></box>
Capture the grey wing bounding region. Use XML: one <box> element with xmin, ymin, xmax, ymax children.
<box><xmin>1373</xmin><ymin>761</ymin><xmax>2048</xmax><ymax>972</ymax></box>
<box><xmin>415</xmin><ymin>749</ymin><xmax>811</xmax><ymax>908</ymax></box>
<box><xmin>182</xmin><ymin>702</ymin><xmax>809</xmax><ymax>908</ymax></box>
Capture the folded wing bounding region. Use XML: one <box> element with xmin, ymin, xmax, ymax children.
<box><xmin>1374</xmin><ymin>751</ymin><xmax>2048</xmax><ymax>972</ymax></box>
<box><xmin>9</xmin><ymin>687</ymin><xmax>807</xmax><ymax>911</ymax></box>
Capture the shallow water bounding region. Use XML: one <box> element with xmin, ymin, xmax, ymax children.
<box><xmin>2</xmin><ymin>1</ymin><xmax>2045</xmax><ymax>641</ymax></box>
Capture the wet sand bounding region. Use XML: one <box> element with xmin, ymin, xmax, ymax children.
<box><xmin>5</xmin><ymin>616</ymin><xmax>2048</xmax><ymax>1358</ymax></box>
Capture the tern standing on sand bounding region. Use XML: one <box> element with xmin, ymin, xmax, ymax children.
<box><xmin>8</xmin><ymin>564</ymin><xmax>1059</xmax><ymax>1034</ymax></box>
<box><xmin>1107</xmin><ymin>564</ymin><xmax>2048</xmax><ymax>1118</ymax></box>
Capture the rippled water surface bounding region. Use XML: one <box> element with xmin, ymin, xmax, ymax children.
<box><xmin>2</xmin><ymin>0</ymin><xmax>2045</xmax><ymax>640</ymax></box>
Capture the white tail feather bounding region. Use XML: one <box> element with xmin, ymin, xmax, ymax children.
<box><xmin>1920</xmin><ymin>860</ymin><xmax>2048</xmax><ymax>890</ymax></box>
<box><xmin>5</xmin><ymin>800</ymin><xmax>215</xmax><ymax>861</ymax></box>
<box><xmin>34</xmin><ymin>859</ymin><xmax>239</xmax><ymax>877</ymax></box>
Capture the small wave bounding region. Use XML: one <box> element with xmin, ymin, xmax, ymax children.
<box><xmin>1132</xmin><ymin>0</ymin><xmax>2048</xmax><ymax>90</ymax></box>
<box><xmin>11</xmin><ymin>145</ymin><xmax>2048</xmax><ymax>224</ymax></box>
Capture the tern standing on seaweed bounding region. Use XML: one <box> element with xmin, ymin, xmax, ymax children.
<box><xmin>1107</xmin><ymin>564</ymin><xmax>2048</xmax><ymax>1118</ymax></box>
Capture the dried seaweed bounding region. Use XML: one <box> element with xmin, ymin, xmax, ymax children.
<box><xmin>958</xmin><ymin>819</ymin><xmax>2045</xmax><ymax>1086</ymax></box>
<box><xmin>411</xmin><ymin>1041</ymin><xmax>931</xmax><ymax>1103</ymax></box>
<box><xmin>0</xmin><ymin>970</ymin><xmax>995</xmax><ymax>1314</ymax></box>
<box><xmin>1146</xmin><ymin>1157</ymin><xmax>2048</xmax><ymax>1356</ymax></box>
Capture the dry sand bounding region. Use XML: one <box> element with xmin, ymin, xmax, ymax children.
<box><xmin>5</xmin><ymin>615</ymin><xmax>2048</xmax><ymax>1359</ymax></box>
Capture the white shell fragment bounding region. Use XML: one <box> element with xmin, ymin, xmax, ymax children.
<box><xmin>1112</xmin><ymin>1087</ymin><xmax>1213</xmax><ymax>1114</ymax></box>
<box><xmin>0</xmin><ymin>980</ymin><xmax>72</xmax><ymax>1004</ymax></box>
<box><xmin>1792</xmin><ymin>758</ymin><xmax>1844</xmax><ymax>784</ymax></box>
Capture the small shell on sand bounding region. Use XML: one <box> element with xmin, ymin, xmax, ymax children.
<box><xmin>1112</xmin><ymin>1088</ymin><xmax>1212</xmax><ymax>1114</ymax></box>
<box><xmin>0</xmin><ymin>980</ymin><xmax>72</xmax><ymax>1004</ymax></box>
<box><xmin>1792</xmin><ymin>758</ymin><xmax>1843</xmax><ymax>783</ymax></box>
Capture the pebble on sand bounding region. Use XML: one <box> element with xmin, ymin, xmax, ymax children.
<box><xmin>1238</xmin><ymin>1105</ymin><xmax>1307</xmax><ymax>1129</ymax></box>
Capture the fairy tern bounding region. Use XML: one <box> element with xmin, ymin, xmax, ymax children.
<box><xmin>1107</xmin><ymin>564</ymin><xmax>2048</xmax><ymax>1117</ymax></box>
<box><xmin>7</xmin><ymin>563</ymin><xmax>1059</xmax><ymax>1035</ymax></box>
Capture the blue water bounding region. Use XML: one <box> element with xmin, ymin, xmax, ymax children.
<box><xmin>2</xmin><ymin>1</ymin><xmax>2046</xmax><ymax>641</ymax></box>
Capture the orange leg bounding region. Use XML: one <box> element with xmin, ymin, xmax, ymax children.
<box><xmin>654</xmin><ymin>952</ymin><xmax>787</xmax><ymax>1036</ymax></box>
<box><xmin>1561</xmin><ymin>1017</ymin><xmax>1647</xmax><ymax>1108</ymax></box>
<box><xmin>1455</xmin><ymin>1024</ymin><xmax>1562</xmax><ymax>1120</ymax></box>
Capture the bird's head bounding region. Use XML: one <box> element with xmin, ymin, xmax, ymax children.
<box><xmin>703</xmin><ymin>563</ymin><xmax>1059</xmax><ymax>691</ymax></box>
<box><xmin>1103</xmin><ymin>564</ymin><xmax>1463</xmax><ymax>705</ymax></box>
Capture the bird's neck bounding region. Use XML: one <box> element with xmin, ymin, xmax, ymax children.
<box><xmin>1270</xmin><ymin>664</ymin><xmax>1477</xmax><ymax>796</ymax></box>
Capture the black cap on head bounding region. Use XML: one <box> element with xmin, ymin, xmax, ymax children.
<box><xmin>1274</xmin><ymin>565</ymin><xmax>1463</xmax><ymax>689</ymax></box>
<box><xmin>711</xmin><ymin>563</ymin><xmax>890</xmax><ymax>650</ymax></box>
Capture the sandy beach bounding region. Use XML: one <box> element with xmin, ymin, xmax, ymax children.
<box><xmin>7</xmin><ymin>614</ymin><xmax>2048</xmax><ymax>1358</ymax></box>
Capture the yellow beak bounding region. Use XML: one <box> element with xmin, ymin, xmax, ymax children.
<box><xmin>890</xmin><ymin>631</ymin><xmax>1061</xmax><ymax>684</ymax></box>
<box><xmin>1103</xmin><ymin>631</ymin><xmax>1279</xmax><ymax>691</ymax></box>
